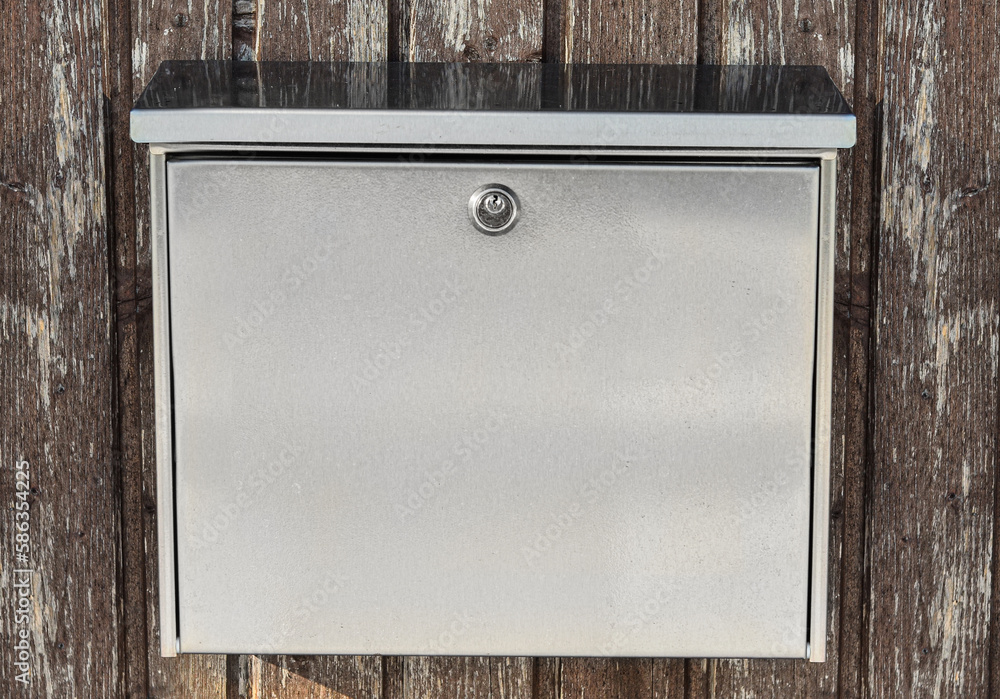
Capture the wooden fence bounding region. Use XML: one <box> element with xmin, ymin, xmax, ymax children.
<box><xmin>1</xmin><ymin>0</ymin><xmax>998</xmax><ymax>695</ymax></box>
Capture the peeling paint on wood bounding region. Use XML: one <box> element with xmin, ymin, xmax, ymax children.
<box><xmin>559</xmin><ymin>0</ymin><xmax>697</xmax><ymax>63</ymax></box>
<box><xmin>866</xmin><ymin>0</ymin><xmax>1000</xmax><ymax>695</ymax></box>
<box><xmin>0</xmin><ymin>0</ymin><xmax>119</xmax><ymax>695</ymax></box>
<box><xmin>256</xmin><ymin>0</ymin><xmax>388</xmax><ymax>60</ymax></box>
<box><xmin>401</xmin><ymin>0</ymin><xmax>543</xmax><ymax>62</ymax></box>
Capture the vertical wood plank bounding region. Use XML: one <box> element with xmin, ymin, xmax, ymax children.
<box><xmin>401</xmin><ymin>657</ymin><xmax>536</xmax><ymax>699</ymax></box>
<box><xmin>492</xmin><ymin>657</ymin><xmax>534</xmax><ymax>697</ymax></box>
<box><xmin>399</xmin><ymin>0</ymin><xmax>543</xmax><ymax>61</ymax></box>
<box><xmin>404</xmin><ymin>657</ymin><xmax>489</xmax><ymax>698</ymax></box>
<box><xmin>558</xmin><ymin>0</ymin><xmax>698</xmax><ymax>63</ymax></box>
<box><xmin>652</xmin><ymin>658</ymin><xmax>686</xmax><ymax>698</ymax></box>
<box><xmin>104</xmin><ymin>0</ymin><xmax>147</xmax><ymax>692</ymax></box>
<box><xmin>257</xmin><ymin>0</ymin><xmax>387</xmax><ymax>60</ymax></box>
<box><xmin>127</xmin><ymin>0</ymin><xmax>231</xmax><ymax>696</ymax></box>
<box><xmin>837</xmin><ymin>0</ymin><xmax>882</xmax><ymax>696</ymax></box>
<box><xmin>560</xmin><ymin>658</ymin><xmax>653</xmax><ymax>698</ymax></box>
<box><xmin>245</xmin><ymin>655</ymin><xmax>383</xmax><ymax>698</ymax></box>
<box><xmin>866</xmin><ymin>0</ymin><xmax>1000</xmax><ymax>695</ymax></box>
<box><xmin>0</xmin><ymin>0</ymin><xmax>120</xmax><ymax>695</ymax></box>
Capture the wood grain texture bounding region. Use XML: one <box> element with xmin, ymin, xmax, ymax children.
<box><xmin>125</xmin><ymin>0</ymin><xmax>231</xmax><ymax>696</ymax></box>
<box><xmin>836</xmin><ymin>0</ymin><xmax>882</xmax><ymax>696</ymax></box>
<box><xmin>556</xmin><ymin>0</ymin><xmax>698</xmax><ymax>63</ymax></box>
<box><xmin>103</xmin><ymin>0</ymin><xmax>147</xmax><ymax>691</ymax></box>
<box><xmin>398</xmin><ymin>0</ymin><xmax>543</xmax><ymax>62</ymax></box>
<box><xmin>0</xmin><ymin>0</ymin><xmax>120</xmax><ymax>695</ymax></box>
<box><xmin>256</xmin><ymin>0</ymin><xmax>387</xmax><ymax>60</ymax></box>
<box><xmin>403</xmin><ymin>657</ymin><xmax>534</xmax><ymax>699</ymax></box>
<box><xmin>560</xmin><ymin>658</ymin><xmax>654</xmax><ymax>698</ymax></box>
<box><xmin>242</xmin><ymin>655</ymin><xmax>383</xmax><ymax>698</ymax></box>
<box><xmin>866</xmin><ymin>0</ymin><xmax>1000</xmax><ymax>695</ymax></box>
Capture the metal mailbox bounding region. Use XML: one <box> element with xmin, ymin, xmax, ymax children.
<box><xmin>131</xmin><ymin>61</ymin><xmax>855</xmax><ymax>660</ymax></box>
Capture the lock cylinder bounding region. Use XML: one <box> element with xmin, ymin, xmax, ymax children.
<box><xmin>469</xmin><ymin>184</ymin><xmax>519</xmax><ymax>235</ymax></box>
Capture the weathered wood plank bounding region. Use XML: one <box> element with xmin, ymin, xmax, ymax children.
<box><xmin>104</xmin><ymin>0</ymin><xmax>147</xmax><ymax>692</ymax></box>
<box><xmin>866</xmin><ymin>0</ymin><xmax>1000</xmax><ymax>695</ymax></box>
<box><xmin>705</xmin><ymin>0</ymin><xmax>860</xmax><ymax>694</ymax></box>
<box><xmin>836</xmin><ymin>0</ymin><xmax>882</xmax><ymax>696</ymax></box>
<box><xmin>404</xmin><ymin>657</ymin><xmax>493</xmax><ymax>698</ymax></box>
<box><xmin>652</xmin><ymin>658</ymin><xmax>686</xmax><ymax>698</ymax></box>
<box><xmin>244</xmin><ymin>655</ymin><xmax>383</xmax><ymax>698</ymax></box>
<box><xmin>557</xmin><ymin>0</ymin><xmax>697</xmax><ymax>63</ymax></box>
<box><xmin>257</xmin><ymin>0</ymin><xmax>387</xmax><ymax>60</ymax></box>
<box><xmin>402</xmin><ymin>657</ymin><xmax>535</xmax><ymax>699</ymax></box>
<box><xmin>0</xmin><ymin>0</ymin><xmax>119</xmax><ymax>695</ymax></box>
<box><xmin>560</xmin><ymin>658</ymin><xmax>653</xmax><ymax>698</ymax></box>
<box><xmin>127</xmin><ymin>0</ymin><xmax>231</xmax><ymax>696</ymax></box>
<box><xmin>713</xmin><ymin>0</ymin><xmax>854</xmax><ymax>82</ymax></box>
<box><xmin>398</xmin><ymin>0</ymin><xmax>543</xmax><ymax>61</ymax></box>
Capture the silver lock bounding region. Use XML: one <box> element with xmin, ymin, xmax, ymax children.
<box><xmin>469</xmin><ymin>184</ymin><xmax>519</xmax><ymax>235</ymax></box>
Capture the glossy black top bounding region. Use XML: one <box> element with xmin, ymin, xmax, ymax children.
<box><xmin>134</xmin><ymin>61</ymin><xmax>852</xmax><ymax>115</ymax></box>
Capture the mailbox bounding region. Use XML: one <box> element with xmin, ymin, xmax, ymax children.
<box><xmin>131</xmin><ymin>61</ymin><xmax>855</xmax><ymax>660</ymax></box>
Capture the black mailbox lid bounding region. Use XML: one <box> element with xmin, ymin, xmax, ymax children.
<box><xmin>130</xmin><ymin>61</ymin><xmax>856</xmax><ymax>149</ymax></box>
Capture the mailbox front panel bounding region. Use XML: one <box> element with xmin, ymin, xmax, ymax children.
<box><xmin>166</xmin><ymin>157</ymin><xmax>820</xmax><ymax>656</ymax></box>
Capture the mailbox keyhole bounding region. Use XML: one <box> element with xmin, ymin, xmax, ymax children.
<box><xmin>469</xmin><ymin>184</ymin><xmax>519</xmax><ymax>235</ymax></box>
<box><xmin>483</xmin><ymin>194</ymin><xmax>507</xmax><ymax>214</ymax></box>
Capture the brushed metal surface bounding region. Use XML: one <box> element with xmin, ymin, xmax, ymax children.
<box><xmin>166</xmin><ymin>158</ymin><xmax>821</xmax><ymax>657</ymax></box>
<box><xmin>149</xmin><ymin>151</ymin><xmax>178</xmax><ymax>657</ymax></box>
<box><xmin>130</xmin><ymin>62</ymin><xmax>857</xmax><ymax>148</ymax></box>
<box><xmin>808</xmin><ymin>156</ymin><xmax>838</xmax><ymax>662</ymax></box>
<box><xmin>132</xmin><ymin>108</ymin><xmax>857</xmax><ymax>149</ymax></box>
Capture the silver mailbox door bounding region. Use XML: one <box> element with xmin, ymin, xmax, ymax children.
<box><xmin>166</xmin><ymin>157</ymin><xmax>820</xmax><ymax>657</ymax></box>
